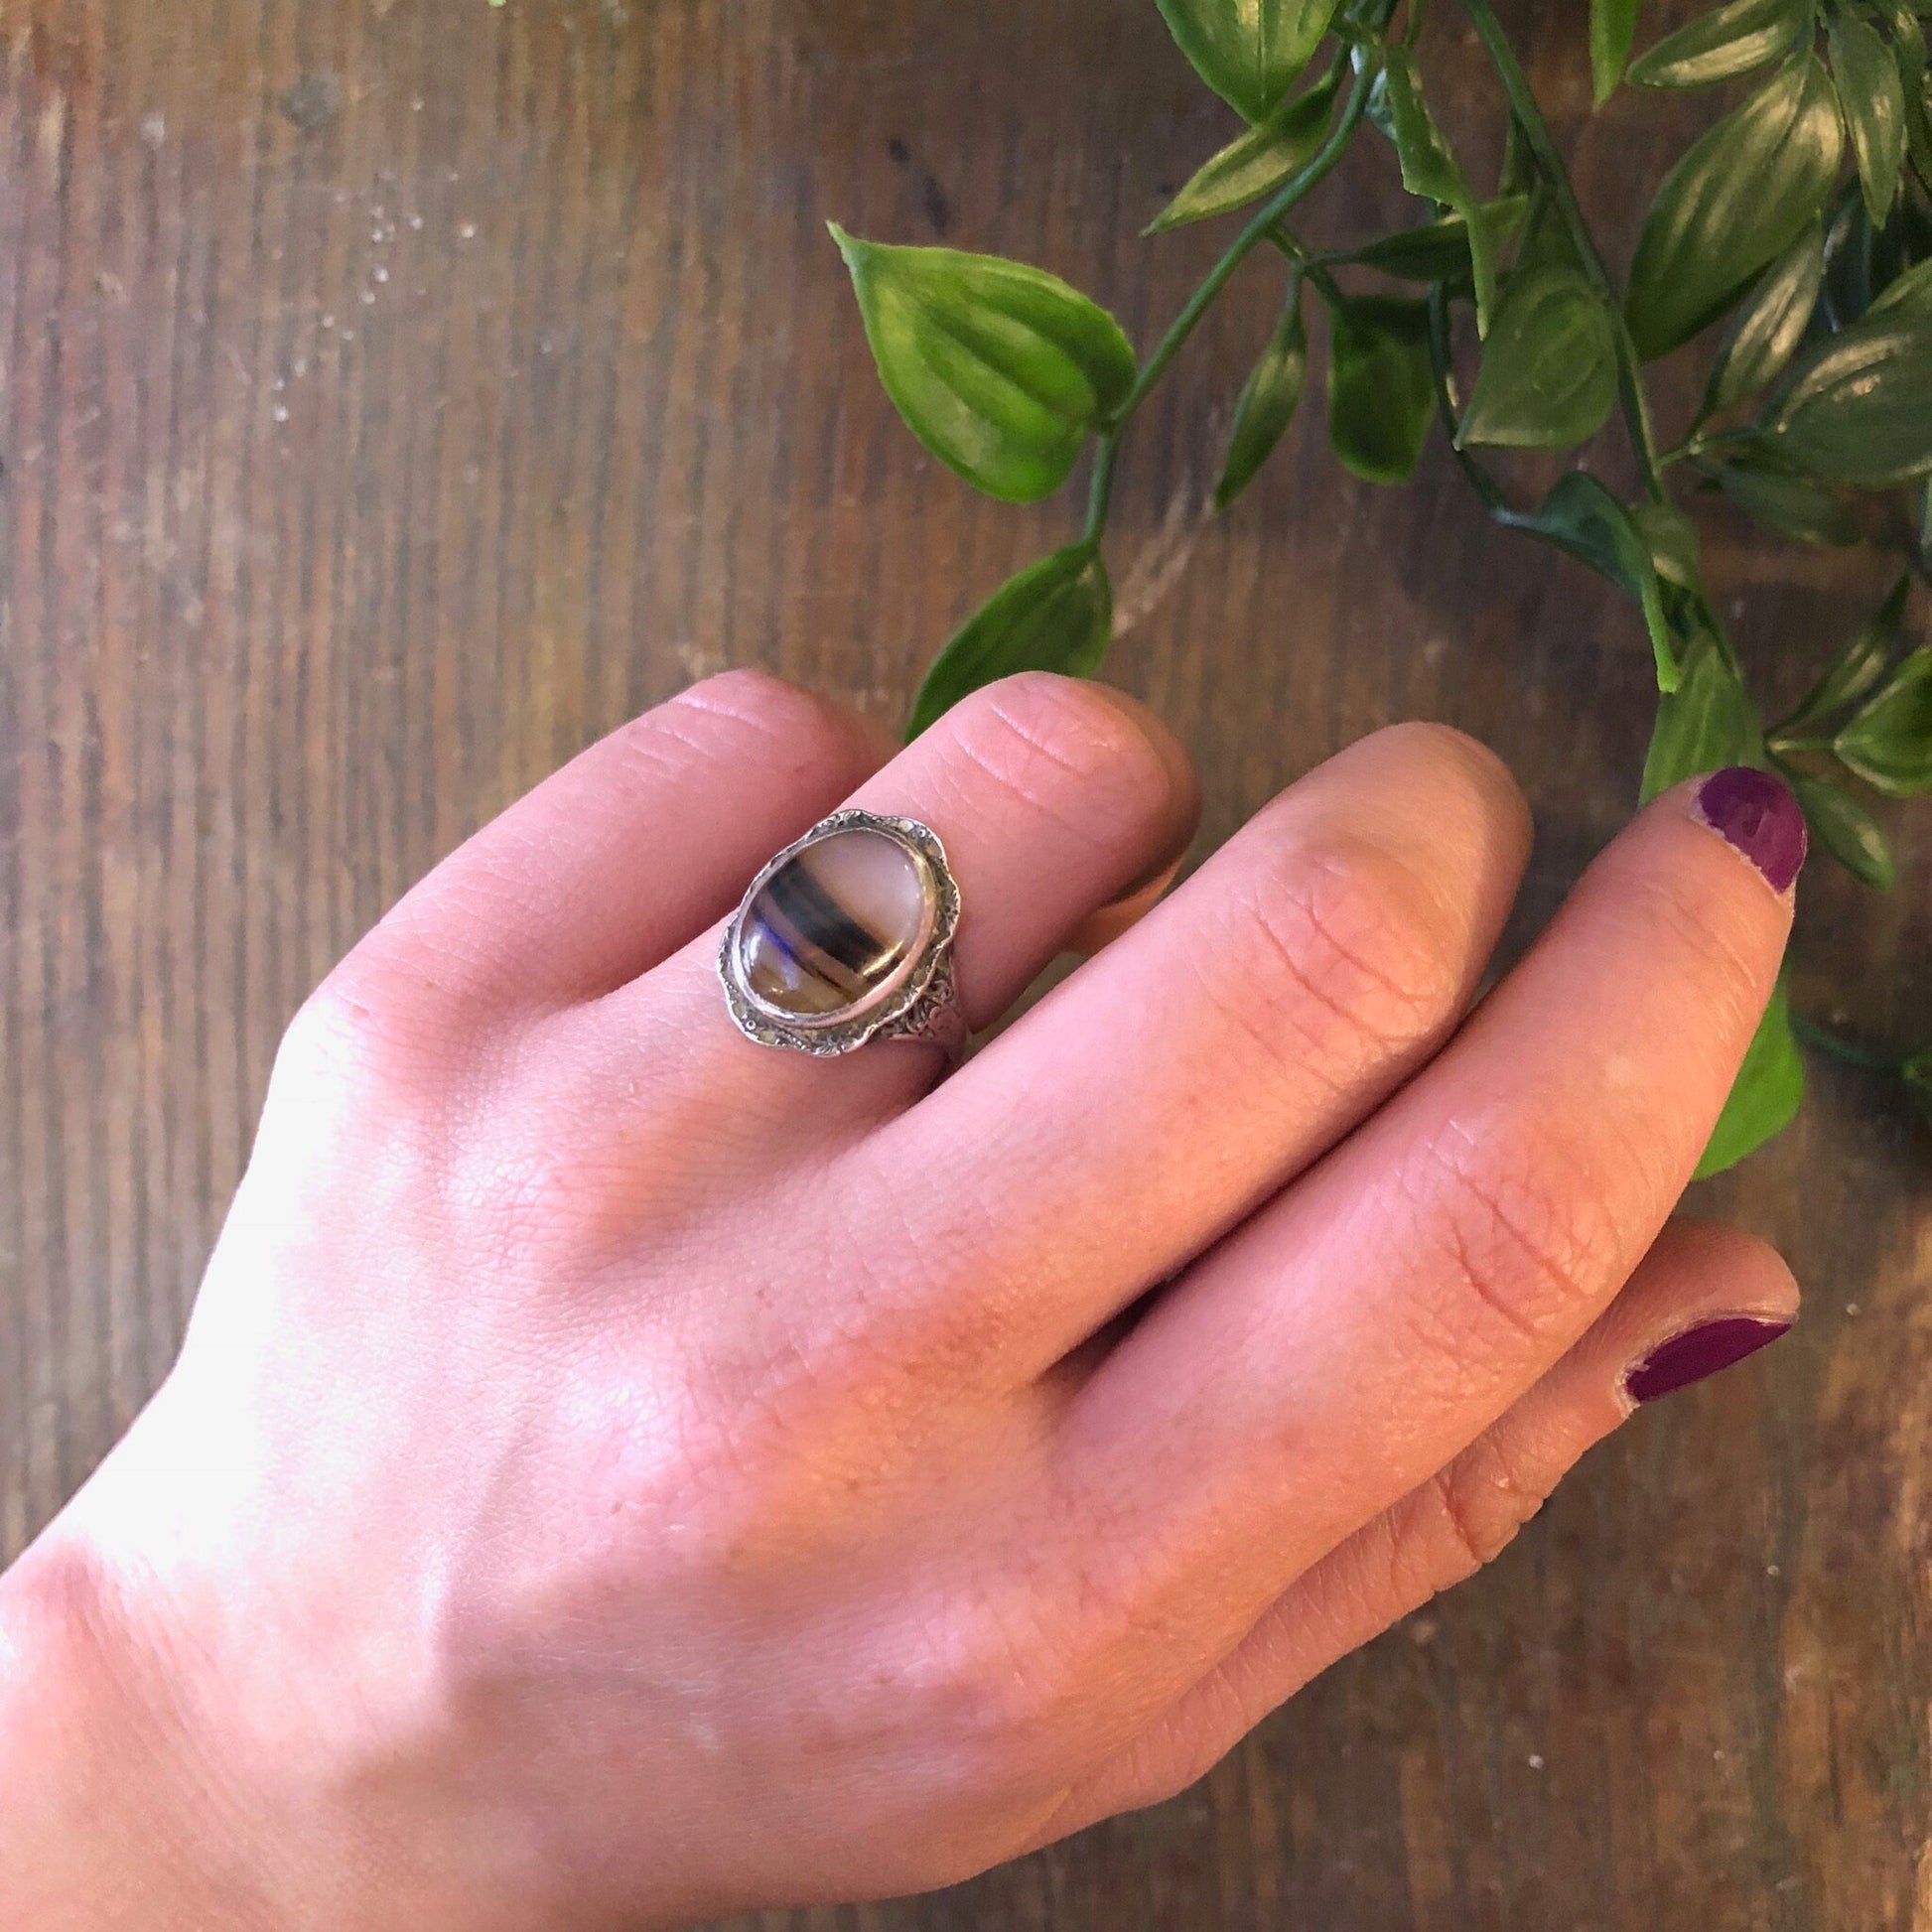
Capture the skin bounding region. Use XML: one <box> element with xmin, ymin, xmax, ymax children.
<box><xmin>0</xmin><ymin>669</ymin><xmax>1801</xmax><ymax>1931</ymax></box>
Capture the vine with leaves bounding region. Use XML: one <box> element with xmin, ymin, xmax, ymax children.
<box><xmin>832</xmin><ymin>0</ymin><xmax>1932</xmax><ymax>1172</ymax></box>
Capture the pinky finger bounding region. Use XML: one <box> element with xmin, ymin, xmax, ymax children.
<box><xmin>1034</xmin><ymin>1218</ymin><xmax>1799</xmax><ymax>1840</ymax></box>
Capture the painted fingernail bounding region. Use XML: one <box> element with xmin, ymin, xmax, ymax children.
<box><xmin>1690</xmin><ymin>766</ymin><xmax>1808</xmax><ymax>893</ymax></box>
<box><xmin>1624</xmin><ymin>1315</ymin><xmax>1792</xmax><ymax>1405</ymax></box>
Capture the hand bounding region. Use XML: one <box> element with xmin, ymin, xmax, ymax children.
<box><xmin>0</xmin><ymin>671</ymin><xmax>1802</xmax><ymax>1931</ymax></box>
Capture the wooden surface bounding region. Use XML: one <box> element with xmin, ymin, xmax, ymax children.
<box><xmin>2</xmin><ymin>0</ymin><xmax>1928</xmax><ymax>1924</ymax></box>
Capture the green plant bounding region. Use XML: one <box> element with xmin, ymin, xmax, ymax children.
<box><xmin>832</xmin><ymin>0</ymin><xmax>1932</xmax><ymax>1173</ymax></box>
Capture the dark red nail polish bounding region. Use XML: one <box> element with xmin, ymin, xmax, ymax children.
<box><xmin>1624</xmin><ymin>1316</ymin><xmax>1791</xmax><ymax>1405</ymax></box>
<box><xmin>1691</xmin><ymin>766</ymin><xmax>1808</xmax><ymax>893</ymax></box>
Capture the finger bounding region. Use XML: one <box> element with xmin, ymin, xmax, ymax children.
<box><xmin>837</xmin><ymin>722</ymin><xmax>1530</xmax><ymax>1379</ymax></box>
<box><xmin>1038</xmin><ymin>768</ymin><xmax>1802</xmax><ymax>1687</ymax></box>
<box><xmin>1036</xmin><ymin>1219</ymin><xmax>1798</xmax><ymax>1836</ymax></box>
<box><xmin>324</xmin><ymin>669</ymin><xmax>895</xmax><ymax>1018</ymax></box>
<box><xmin>577</xmin><ymin>674</ymin><xmax>1199</xmax><ymax>1128</ymax></box>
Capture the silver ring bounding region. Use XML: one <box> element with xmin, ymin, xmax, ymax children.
<box><xmin>718</xmin><ymin>809</ymin><xmax>968</xmax><ymax>1061</ymax></box>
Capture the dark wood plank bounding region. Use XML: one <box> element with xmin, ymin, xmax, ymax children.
<box><xmin>1</xmin><ymin>1</ymin><xmax>1926</xmax><ymax>1925</ymax></box>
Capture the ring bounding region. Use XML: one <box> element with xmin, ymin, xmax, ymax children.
<box><xmin>718</xmin><ymin>809</ymin><xmax>968</xmax><ymax>1061</ymax></box>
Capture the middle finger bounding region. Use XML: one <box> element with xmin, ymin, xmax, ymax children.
<box><xmin>841</xmin><ymin>720</ymin><xmax>1532</xmax><ymax>1378</ymax></box>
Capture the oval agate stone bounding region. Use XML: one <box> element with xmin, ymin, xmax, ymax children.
<box><xmin>738</xmin><ymin>826</ymin><xmax>934</xmax><ymax>1022</ymax></box>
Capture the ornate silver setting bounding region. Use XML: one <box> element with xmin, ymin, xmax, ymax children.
<box><xmin>719</xmin><ymin>809</ymin><xmax>967</xmax><ymax>1061</ymax></box>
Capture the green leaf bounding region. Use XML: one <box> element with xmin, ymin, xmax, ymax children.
<box><xmin>1879</xmin><ymin>1</ymin><xmax>1932</xmax><ymax>186</ymax></box>
<box><xmin>1514</xmin><ymin>473</ymin><xmax>1680</xmax><ymax>693</ymax></box>
<box><xmin>1834</xmin><ymin>646</ymin><xmax>1932</xmax><ymax>793</ymax></box>
<box><xmin>1867</xmin><ymin>253</ymin><xmax>1932</xmax><ymax>322</ymax></box>
<box><xmin>1156</xmin><ymin>0</ymin><xmax>1343</xmax><ymax>125</ymax></box>
<box><xmin>1832</xmin><ymin>13</ymin><xmax>1907</xmax><ymax>226</ymax></box>
<box><xmin>1379</xmin><ymin>48</ymin><xmax>1497</xmax><ymax>332</ymax></box>
<box><xmin>1321</xmin><ymin>198</ymin><xmax>1530</xmax><ymax>284</ymax></box>
<box><xmin>1148</xmin><ymin>69</ymin><xmax>1340</xmax><ymax>231</ymax></box>
<box><xmin>1789</xmin><ymin>771</ymin><xmax>1897</xmax><ymax>887</ymax></box>
<box><xmin>1695</xmin><ymin>980</ymin><xmax>1805</xmax><ymax>1178</ymax></box>
<box><xmin>1457</xmin><ymin>267</ymin><xmax>1619</xmax><ymax>450</ymax></box>
<box><xmin>1640</xmin><ymin>624</ymin><xmax>1762</xmax><ymax>799</ymax></box>
<box><xmin>1514</xmin><ymin>186</ymin><xmax>1589</xmax><ymax>278</ymax></box>
<box><xmin>1711</xmin><ymin>449</ymin><xmax>1863</xmax><ymax>544</ymax></box>
<box><xmin>1628</xmin><ymin>0</ymin><xmax>1813</xmax><ymax>89</ymax></box>
<box><xmin>1820</xmin><ymin>185</ymin><xmax>1876</xmax><ymax>329</ymax></box>
<box><xmin>831</xmin><ymin>229</ymin><xmax>1137</xmax><ymax>505</ymax></box>
<box><xmin>1324</xmin><ymin>197</ymin><xmax>1528</xmax><ymax>281</ymax></box>
<box><xmin>1763</xmin><ymin>311</ymin><xmax>1932</xmax><ymax>487</ymax></box>
<box><xmin>1591</xmin><ymin>0</ymin><xmax>1643</xmax><ymax>102</ymax></box>
<box><xmin>1326</xmin><ymin>295</ymin><xmax>1436</xmax><ymax>483</ymax></box>
<box><xmin>1626</xmin><ymin>58</ymin><xmax>1844</xmax><ymax>360</ymax></box>
<box><xmin>1702</xmin><ymin>222</ymin><xmax>1825</xmax><ymax>415</ymax></box>
<box><xmin>1785</xmin><ymin>573</ymin><xmax>1909</xmax><ymax>727</ymax></box>
<box><xmin>906</xmin><ymin>545</ymin><xmax>1113</xmax><ymax>740</ymax></box>
<box><xmin>1216</xmin><ymin>283</ymin><xmax>1309</xmax><ymax>507</ymax></box>
<box><xmin>1629</xmin><ymin>498</ymin><xmax>1705</xmax><ymax>591</ymax></box>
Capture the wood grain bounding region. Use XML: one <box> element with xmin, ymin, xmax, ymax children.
<box><xmin>1</xmin><ymin>1</ymin><xmax>1927</xmax><ymax>1925</ymax></box>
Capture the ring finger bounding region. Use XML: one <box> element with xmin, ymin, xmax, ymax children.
<box><xmin>568</xmin><ymin>672</ymin><xmax>1201</xmax><ymax>1134</ymax></box>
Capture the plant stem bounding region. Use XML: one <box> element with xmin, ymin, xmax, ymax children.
<box><xmin>1790</xmin><ymin>1014</ymin><xmax>1906</xmax><ymax>1075</ymax></box>
<box><xmin>1268</xmin><ymin>223</ymin><xmax>1347</xmax><ymax>309</ymax></box>
<box><xmin>1454</xmin><ymin>0</ymin><xmax>1666</xmax><ymax>502</ymax></box>
<box><xmin>1426</xmin><ymin>283</ymin><xmax>1511</xmax><ymax>512</ymax></box>
<box><xmin>1086</xmin><ymin>58</ymin><xmax>1376</xmax><ymax>541</ymax></box>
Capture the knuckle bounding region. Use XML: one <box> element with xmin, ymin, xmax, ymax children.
<box><xmin>1402</xmin><ymin>1433</ymin><xmax>1558</xmax><ymax>1592</ymax></box>
<box><xmin>936</xmin><ymin>674</ymin><xmax>1175</xmax><ymax>851</ymax></box>
<box><xmin>911</xmin><ymin>1581</ymin><xmax>1093</xmax><ymax>1760</ymax></box>
<box><xmin>660</xmin><ymin>667</ymin><xmax>876</xmax><ymax>785</ymax></box>
<box><xmin>1409</xmin><ymin>1127</ymin><xmax>1611</xmax><ymax>1358</ymax></box>
<box><xmin>1207</xmin><ymin>833</ymin><xmax>1468</xmax><ymax>1086</ymax></box>
<box><xmin>274</xmin><ymin>970</ymin><xmax>441</xmax><ymax>1106</ymax></box>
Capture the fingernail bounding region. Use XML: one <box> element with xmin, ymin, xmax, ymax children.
<box><xmin>1690</xmin><ymin>766</ymin><xmax>1808</xmax><ymax>893</ymax></box>
<box><xmin>1624</xmin><ymin>1315</ymin><xmax>1792</xmax><ymax>1405</ymax></box>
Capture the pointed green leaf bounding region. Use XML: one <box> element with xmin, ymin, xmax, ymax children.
<box><xmin>1785</xmin><ymin>574</ymin><xmax>1909</xmax><ymax>728</ymax></box>
<box><xmin>1380</xmin><ymin>48</ymin><xmax>1497</xmax><ymax>331</ymax></box>
<box><xmin>1216</xmin><ymin>284</ymin><xmax>1309</xmax><ymax>507</ymax></box>
<box><xmin>1763</xmin><ymin>313</ymin><xmax>1932</xmax><ymax>487</ymax></box>
<box><xmin>1326</xmin><ymin>295</ymin><xmax>1436</xmax><ymax>483</ymax></box>
<box><xmin>1626</xmin><ymin>58</ymin><xmax>1844</xmax><ymax>360</ymax></box>
<box><xmin>1789</xmin><ymin>772</ymin><xmax>1896</xmax><ymax>887</ymax></box>
<box><xmin>1324</xmin><ymin>197</ymin><xmax>1528</xmax><ymax>281</ymax></box>
<box><xmin>1156</xmin><ymin>0</ymin><xmax>1344</xmax><ymax>125</ymax></box>
<box><xmin>1628</xmin><ymin>0</ymin><xmax>1813</xmax><ymax>88</ymax></box>
<box><xmin>1712</xmin><ymin>449</ymin><xmax>1863</xmax><ymax>544</ymax></box>
<box><xmin>831</xmin><ymin>228</ymin><xmax>1137</xmax><ymax>505</ymax></box>
<box><xmin>1832</xmin><ymin>14</ymin><xmax>1907</xmax><ymax>226</ymax></box>
<box><xmin>1591</xmin><ymin>0</ymin><xmax>1643</xmax><ymax>102</ymax></box>
<box><xmin>906</xmin><ymin>545</ymin><xmax>1113</xmax><ymax>740</ymax></box>
<box><xmin>1457</xmin><ymin>267</ymin><xmax>1618</xmax><ymax>450</ymax></box>
<box><xmin>1147</xmin><ymin>69</ymin><xmax>1340</xmax><ymax>231</ymax></box>
<box><xmin>1834</xmin><ymin>647</ymin><xmax>1932</xmax><ymax>793</ymax></box>
<box><xmin>1695</xmin><ymin>980</ymin><xmax>1805</xmax><ymax>1177</ymax></box>
<box><xmin>1513</xmin><ymin>474</ymin><xmax>1680</xmax><ymax>693</ymax></box>
<box><xmin>1702</xmin><ymin>222</ymin><xmax>1825</xmax><ymax>415</ymax></box>
<box><xmin>1640</xmin><ymin>625</ymin><xmax>1764</xmax><ymax>800</ymax></box>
